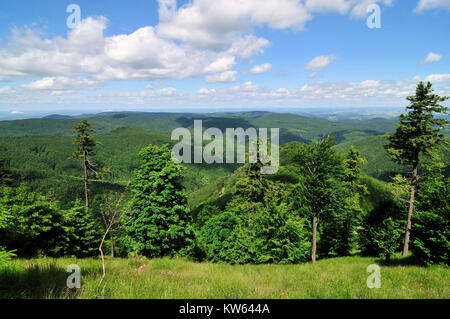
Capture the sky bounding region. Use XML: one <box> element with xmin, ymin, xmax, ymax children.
<box><xmin>0</xmin><ymin>0</ymin><xmax>449</xmax><ymax>116</ymax></box>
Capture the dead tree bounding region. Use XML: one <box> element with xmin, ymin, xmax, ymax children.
<box><xmin>97</xmin><ymin>183</ymin><xmax>129</xmax><ymax>294</ymax></box>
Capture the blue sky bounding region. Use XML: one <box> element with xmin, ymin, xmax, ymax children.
<box><xmin>0</xmin><ymin>0</ymin><xmax>449</xmax><ymax>116</ymax></box>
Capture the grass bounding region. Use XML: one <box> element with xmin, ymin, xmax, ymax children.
<box><xmin>0</xmin><ymin>256</ymin><xmax>448</xmax><ymax>299</ymax></box>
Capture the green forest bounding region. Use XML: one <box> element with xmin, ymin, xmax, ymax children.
<box><xmin>0</xmin><ymin>82</ymin><xmax>449</xmax><ymax>299</ymax></box>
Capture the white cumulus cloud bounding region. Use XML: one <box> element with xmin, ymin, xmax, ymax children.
<box><xmin>305</xmin><ymin>54</ymin><xmax>336</xmax><ymax>76</ymax></box>
<box><xmin>249</xmin><ymin>63</ymin><xmax>272</xmax><ymax>74</ymax></box>
<box><xmin>421</xmin><ymin>52</ymin><xmax>443</xmax><ymax>64</ymax></box>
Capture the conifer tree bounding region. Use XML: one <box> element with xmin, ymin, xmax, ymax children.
<box><xmin>386</xmin><ymin>81</ymin><xmax>448</xmax><ymax>256</ymax></box>
<box><xmin>71</xmin><ymin>120</ymin><xmax>104</xmax><ymax>211</ymax></box>
<box><xmin>63</xmin><ymin>199</ymin><xmax>99</xmax><ymax>257</ymax></box>
<box><xmin>124</xmin><ymin>144</ymin><xmax>194</xmax><ymax>257</ymax></box>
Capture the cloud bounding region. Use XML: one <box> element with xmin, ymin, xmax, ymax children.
<box><xmin>421</xmin><ymin>52</ymin><xmax>443</xmax><ymax>64</ymax></box>
<box><xmin>49</xmin><ymin>90</ymin><xmax>75</xmax><ymax>96</ymax></box>
<box><xmin>0</xmin><ymin>86</ymin><xmax>15</xmax><ymax>94</ymax></box>
<box><xmin>423</xmin><ymin>73</ymin><xmax>450</xmax><ymax>83</ymax></box>
<box><xmin>249</xmin><ymin>63</ymin><xmax>272</xmax><ymax>74</ymax></box>
<box><xmin>226</xmin><ymin>35</ymin><xmax>270</xmax><ymax>60</ymax></box>
<box><xmin>157</xmin><ymin>87</ymin><xmax>178</xmax><ymax>96</ymax></box>
<box><xmin>203</xmin><ymin>56</ymin><xmax>236</xmax><ymax>74</ymax></box>
<box><xmin>415</xmin><ymin>0</ymin><xmax>450</xmax><ymax>13</ymax></box>
<box><xmin>0</xmin><ymin>17</ymin><xmax>243</xmax><ymax>84</ymax></box>
<box><xmin>271</xmin><ymin>88</ymin><xmax>292</xmax><ymax>97</ymax></box>
<box><xmin>156</xmin><ymin>0</ymin><xmax>311</xmax><ymax>50</ymax></box>
<box><xmin>305</xmin><ymin>54</ymin><xmax>336</xmax><ymax>75</ymax></box>
<box><xmin>198</xmin><ymin>88</ymin><xmax>216</xmax><ymax>95</ymax></box>
<box><xmin>22</xmin><ymin>77</ymin><xmax>99</xmax><ymax>90</ymax></box>
<box><xmin>305</xmin><ymin>0</ymin><xmax>351</xmax><ymax>14</ymax></box>
<box><xmin>359</xmin><ymin>80</ymin><xmax>381</xmax><ymax>88</ymax></box>
<box><xmin>205</xmin><ymin>71</ymin><xmax>237</xmax><ymax>83</ymax></box>
<box><xmin>11</xmin><ymin>110</ymin><xmax>25</xmax><ymax>115</ymax></box>
<box><xmin>226</xmin><ymin>81</ymin><xmax>260</xmax><ymax>93</ymax></box>
<box><xmin>0</xmin><ymin>0</ymin><xmax>396</xmax><ymax>91</ymax></box>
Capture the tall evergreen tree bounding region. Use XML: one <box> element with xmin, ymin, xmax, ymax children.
<box><xmin>385</xmin><ymin>81</ymin><xmax>448</xmax><ymax>256</ymax></box>
<box><xmin>71</xmin><ymin>120</ymin><xmax>104</xmax><ymax>211</ymax></box>
<box><xmin>124</xmin><ymin>144</ymin><xmax>194</xmax><ymax>257</ymax></box>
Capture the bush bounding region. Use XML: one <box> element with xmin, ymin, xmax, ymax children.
<box><xmin>198</xmin><ymin>200</ymin><xmax>310</xmax><ymax>264</ymax></box>
<box><xmin>0</xmin><ymin>185</ymin><xmax>67</xmax><ymax>258</ymax></box>
<box><xmin>359</xmin><ymin>199</ymin><xmax>405</xmax><ymax>261</ymax></box>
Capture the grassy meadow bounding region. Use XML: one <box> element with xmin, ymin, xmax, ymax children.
<box><xmin>0</xmin><ymin>256</ymin><xmax>448</xmax><ymax>299</ymax></box>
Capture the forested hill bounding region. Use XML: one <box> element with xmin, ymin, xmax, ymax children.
<box><xmin>2</xmin><ymin>111</ymin><xmax>447</xmax><ymax>213</ymax></box>
<box><xmin>334</xmin><ymin>135</ymin><xmax>450</xmax><ymax>181</ymax></box>
<box><xmin>0</xmin><ymin>111</ymin><xmax>396</xmax><ymax>144</ymax></box>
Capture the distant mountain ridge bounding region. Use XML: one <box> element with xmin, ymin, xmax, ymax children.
<box><xmin>0</xmin><ymin>111</ymin><xmax>397</xmax><ymax>145</ymax></box>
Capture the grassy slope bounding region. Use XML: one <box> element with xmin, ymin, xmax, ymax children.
<box><xmin>0</xmin><ymin>256</ymin><xmax>447</xmax><ymax>299</ymax></box>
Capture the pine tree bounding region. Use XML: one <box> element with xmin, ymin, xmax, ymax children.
<box><xmin>385</xmin><ymin>81</ymin><xmax>449</xmax><ymax>256</ymax></box>
<box><xmin>124</xmin><ymin>144</ymin><xmax>194</xmax><ymax>257</ymax></box>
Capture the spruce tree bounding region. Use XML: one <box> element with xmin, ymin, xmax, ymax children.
<box><xmin>124</xmin><ymin>144</ymin><xmax>194</xmax><ymax>257</ymax></box>
<box><xmin>63</xmin><ymin>199</ymin><xmax>99</xmax><ymax>257</ymax></box>
<box><xmin>385</xmin><ymin>81</ymin><xmax>448</xmax><ymax>256</ymax></box>
<box><xmin>71</xmin><ymin>120</ymin><xmax>104</xmax><ymax>211</ymax></box>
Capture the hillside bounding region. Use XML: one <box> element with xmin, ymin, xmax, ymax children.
<box><xmin>188</xmin><ymin>142</ymin><xmax>393</xmax><ymax>215</ymax></box>
<box><xmin>0</xmin><ymin>111</ymin><xmax>396</xmax><ymax>145</ymax></box>
<box><xmin>0</xmin><ymin>126</ymin><xmax>237</xmax><ymax>208</ymax></box>
<box><xmin>334</xmin><ymin>135</ymin><xmax>450</xmax><ymax>181</ymax></box>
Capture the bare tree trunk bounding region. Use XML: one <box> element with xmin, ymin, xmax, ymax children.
<box><xmin>97</xmin><ymin>229</ymin><xmax>109</xmax><ymax>296</ymax></box>
<box><xmin>403</xmin><ymin>165</ymin><xmax>418</xmax><ymax>257</ymax></box>
<box><xmin>83</xmin><ymin>150</ymin><xmax>89</xmax><ymax>211</ymax></box>
<box><xmin>312</xmin><ymin>215</ymin><xmax>317</xmax><ymax>263</ymax></box>
<box><xmin>110</xmin><ymin>234</ymin><xmax>114</xmax><ymax>257</ymax></box>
